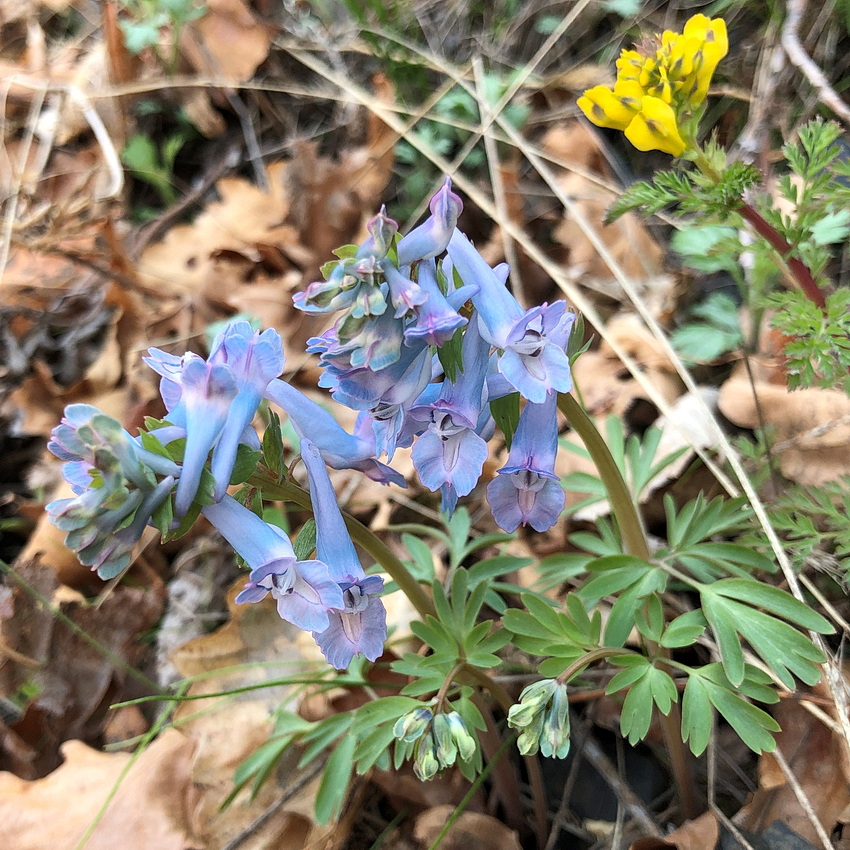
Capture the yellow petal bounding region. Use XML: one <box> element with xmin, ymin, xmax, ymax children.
<box><xmin>616</xmin><ymin>49</ymin><xmax>646</xmax><ymax>82</ymax></box>
<box><xmin>682</xmin><ymin>15</ymin><xmax>728</xmax><ymax>104</ymax></box>
<box><xmin>578</xmin><ymin>85</ymin><xmax>640</xmax><ymax>130</ymax></box>
<box><xmin>624</xmin><ymin>96</ymin><xmax>687</xmax><ymax>156</ymax></box>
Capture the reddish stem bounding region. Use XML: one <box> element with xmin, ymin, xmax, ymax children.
<box><xmin>738</xmin><ymin>203</ymin><xmax>826</xmax><ymax>310</ymax></box>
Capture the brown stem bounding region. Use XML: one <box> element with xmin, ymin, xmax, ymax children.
<box><xmin>738</xmin><ymin>203</ymin><xmax>826</xmax><ymax>310</ymax></box>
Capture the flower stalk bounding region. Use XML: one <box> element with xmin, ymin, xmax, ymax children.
<box><xmin>557</xmin><ymin>391</ymin><xmax>699</xmax><ymax>818</ymax></box>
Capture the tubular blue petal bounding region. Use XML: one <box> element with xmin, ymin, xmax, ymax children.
<box><xmin>174</xmin><ymin>356</ymin><xmax>237</xmax><ymax>516</ymax></box>
<box><xmin>301</xmin><ymin>438</ymin><xmax>364</xmax><ymax>581</ymax></box>
<box><xmin>447</xmin><ymin>229</ymin><xmax>523</xmax><ymax>347</ymax></box>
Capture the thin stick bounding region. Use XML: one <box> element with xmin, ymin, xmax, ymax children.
<box><xmin>782</xmin><ymin>0</ymin><xmax>850</xmax><ymax>127</ymax></box>
<box><xmin>771</xmin><ymin>746</ymin><xmax>834</xmax><ymax>850</ymax></box>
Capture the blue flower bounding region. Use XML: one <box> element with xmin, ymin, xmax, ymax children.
<box><xmin>145</xmin><ymin>322</ymin><xmax>284</xmax><ymax>514</ymax></box>
<box><xmin>46</xmin><ymin>405</ymin><xmax>178</xmax><ymax>579</ymax></box>
<box><xmin>204</xmin><ymin>494</ymin><xmax>343</xmax><ymax>632</ymax></box>
<box><xmin>410</xmin><ymin>316</ymin><xmax>491</xmax><ymax>514</ymax></box>
<box><xmin>263</xmin><ymin>380</ymin><xmax>405</xmax><ymax>487</ymax></box>
<box><xmin>487</xmin><ymin>391</ymin><xmax>565</xmax><ymax>532</ymax></box>
<box><xmin>446</xmin><ymin>230</ymin><xmax>575</xmax><ymax>403</ymax></box>
<box><xmin>300</xmin><ymin>438</ymin><xmax>387</xmax><ymax>668</ymax></box>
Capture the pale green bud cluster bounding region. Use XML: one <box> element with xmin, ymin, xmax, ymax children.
<box><xmin>507</xmin><ymin>679</ymin><xmax>571</xmax><ymax>758</ymax></box>
<box><xmin>393</xmin><ymin>708</ymin><xmax>477</xmax><ymax>780</ymax></box>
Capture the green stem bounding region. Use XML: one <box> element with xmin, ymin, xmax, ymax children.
<box><xmin>556</xmin><ymin>393</ymin><xmax>700</xmax><ymax>819</ymax></box>
<box><xmin>556</xmin><ymin>646</ymin><xmax>637</xmax><ymax>685</ymax></box>
<box><xmin>248</xmin><ymin>469</ymin><xmax>436</xmax><ymax>619</ymax></box>
<box><xmin>556</xmin><ymin>393</ymin><xmax>650</xmax><ymax>559</ymax></box>
<box><xmin>690</xmin><ymin>146</ymin><xmax>825</xmax><ymax>311</ymax></box>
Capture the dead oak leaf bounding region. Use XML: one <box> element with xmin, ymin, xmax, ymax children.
<box><xmin>718</xmin><ymin>370</ymin><xmax>850</xmax><ymax>485</ymax></box>
<box><xmin>0</xmin><ymin>729</ymin><xmax>203</xmax><ymax>850</ymax></box>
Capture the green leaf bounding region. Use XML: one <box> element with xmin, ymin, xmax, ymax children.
<box><xmin>354</xmin><ymin>723</ymin><xmax>400</xmax><ymax>774</ymax></box>
<box><xmin>681</xmin><ymin>673</ymin><xmax>713</xmax><ymax>756</ymax></box>
<box><xmin>262</xmin><ymin>410</ymin><xmax>285</xmax><ymax>481</ymax></box>
<box><xmin>712</xmin><ymin>579</ymin><xmax>834</xmax><ymax>633</ymax></box>
<box><xmin>293</xmin><ymin>519</ymin><xmax>317</xmax><ymax>560</ymax></box>
<box><xmin>467</xmin><ymin>555</ymin><xmax>532</xmax><ymax>588</ymax></box>
<box><xmin>490</xmin><ymin>392</ymin><xmax>521</xmax><ymax>450</ymax></box>
<box><xmin>437</xmin><ymin>326</ymin><xmax>464</xmax><ymax>383</ymax></box>
<box><xmin>810</xmin><ymin>208</ymin><xmax>850</xmax><ymax>245</ymax></box>
<box><xmin>635</xmin><ymin>593</ymin><xmax>664</xmax><ymax>642</ymax></box>
<box><xmin>700</xmin><ymin>590</ymin><xmax>746</xmax><ymax>686</ymax></box>
<box><xmin>352</xmin><ymin>697</ymin><xmax>424</xmax><ymax>729</ymax></box>
<box><xmin>701</xmin><ymin>675</ymin><xmax>779</xmax><ymax>754</ymax></box>
<box><xmin>660</xmin><ymin>610</ymin><xmax>706</xmax><ymax>648</ymax></box>
<box><xmin>315</xmin><ymin>733</ymin><xmax>356</xmax><ymax>823</ymax></box>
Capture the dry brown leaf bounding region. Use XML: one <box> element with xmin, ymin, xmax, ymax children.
<box><xmin>735</xmin><ymin>692</ymin><xmax>850</xmax><ymax>844</ymax></box>
<box><xmin>413</xmin><ymin>805</ymin><xmax>522</xmax><ymax>850</ymax></box>
<box><xmin>0</xmin><ymin>559</ymin><xmax>163</xmax><ymax>770</ymax></box>
<box><xmin>718</xmin><ymin>368</ymin><xmax>850</xmax><ymax>485</ymax></box>
<box><xmin>0</xmin><ymin>729</ymin><xmax>203</xmax><ymax>850</ymax></box>
<box><xmin>630</xmin><ymin>812</ymin><xmax>719</xmax><ymax>850</ymax></box>
<box><xmin>169</xmin><ymin>579</ymin><xmax>338</xmax><ymax>849</ymax></box>
<box><xmin>541</xmin><ymin>122</ymin><xmax>673</xmax><ymax>319</ymax></box>
<box><xmin>181</xmin><ymin>0</ymin><xmax>272</xmax><ymax>81</ymax></box>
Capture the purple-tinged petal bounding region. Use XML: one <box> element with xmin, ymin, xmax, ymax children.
<box><xmin>314</xmin><ymin>578</ymin><xmax>387</xmax><ymax>669</ymax></box>
<box><xmin>487</xmin><ymin>473</ymin><xmax>565</xmax><ymax>533</ymax></box>
<box><xmin>174</xmin><ymin>355</ymin><xmax>238</xmax><ymax>516</ymax></box>
<box><xmin>412</xmin><ymin>425</ymin><xmax>488</xmax><ymax>497</ymax></box>
<box><xmin>447</xmin><ymin>229</ymin><xmax>523</xmax><ymax>347</ymax></box>
<box><xmin>382</xmin><ymin>261</ymin><xmax>427</xmax><ymax>318</ymax></box>
<box><xmin>301</xmin><ymin>438</ymin><xmax>364</xmax><ymax>582</ymax></box>
<box><xmin>498</xmin><ymin>344</ymin><xmax>572</xmax><ymax>404</ymax></box>
<box><xmin>356</xmin><ymin>207</ymin><xmax>399</xmax><ymax>261</ymax></box>
<box><xmin>397</xmin><ymin>178</ymin><xmax>463</xmax><ymax>267</ymax></box>
<box><xmin>274</xmin><ymin>559</ymin><xmax>344</xmax><ymax>632</ymax></box>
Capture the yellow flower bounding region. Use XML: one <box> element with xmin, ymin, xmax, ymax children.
<box><xmin>578</xmin><ymin>13</ymin><xmax>727</xmax><ymax>157</ymax></box>
<box><xmin>682</xmin><ymin>14</ymin><xmax>728</xmax><ymax>105</ymax></box>
<box><xmin>624</xmin><ymin>96</ymin><xmax>686</xmax><ymax>156</ymax></box>
<box><xmin>577</xmin><ymin>84</ymin><xmax>640</xmax><ymax>130</ymax></box>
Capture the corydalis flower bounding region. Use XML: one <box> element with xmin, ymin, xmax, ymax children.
<box><xmin>396</xmin><ymin>178</ymin><xmax>463</xmax><ymax>267</ymax></box>
<box><xmin>410</xmin><ymin>317</ymin><xmax>490</xmax><ymax>514</ymax></box>
<box><xmin>301</xmin><ymin>438</ymin><xmax>387</xmax><ymax>668</ymax></box>
<box><xmin>204</xmin><ymin>495</ymin><xmax>342</xmax><ymax>632</ymax></box>
<box><xmin>446</xmin><ymin>230</ymin><xmax>574</xmax><ymax>403</ymax></box>
<box><xmin>47</xmin><ymin>405</ymin><xmax>178</xmax><ymax>579</ymax></box>
<box><xmin>145</xmin><ymin>322</ymin><xmax>285</xmax><ymax>514</ymax></box>
<box><xmin>487</xmin><ymin>392</ymin><xmax>565</xmax><ymax>533</ymax></box>
<box><xmin>263</xmin><ymin>380</ymin><xmax>405</xmax><ymax>487</ymax></box>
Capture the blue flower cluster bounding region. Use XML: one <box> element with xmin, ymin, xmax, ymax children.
<box><xmin>46</xmin><ymin>179</ymin><xmax>577</xmax><ymax>670</ymax></box>
<box><xmin>293</xmin><ymin>179</ymin><xmax>575</xmax><ymax>530</ymax></box>
<box><xmin>47</xmin><ymin>320</ymin><xmax>388</xmax><ymax>668</ymax></box>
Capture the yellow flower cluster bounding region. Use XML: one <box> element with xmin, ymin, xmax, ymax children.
<box><xmin>578</xmin><ymin>14</ymin><xmax>728</xmax><ymax>157</ymax></box>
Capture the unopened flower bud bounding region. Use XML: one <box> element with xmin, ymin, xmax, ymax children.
<box><xmin>432</xmin><ymin>713</ymin><xmax>458</xmax><ymax>766</ymax></box>
<box><xmin>414</xmin><ymin>733</ymin><xmax>440</xmax><ymax>781</ymax></box>
<box><xmin>445</xmin><ymin>711</ymin><xmax>476</xmax><ymax>761</ymax></box>
<box><xmin>394</xmin><ymin>708</ymin><xmax>433</xmax><ymax>743</ymax></box>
